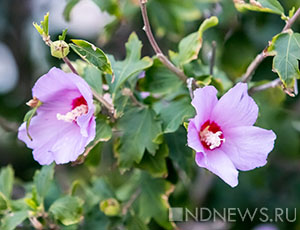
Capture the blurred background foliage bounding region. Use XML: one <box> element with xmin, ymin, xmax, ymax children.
<box><xmin>0</xmin><ymin>0</ymin><xmax>300</xmax><ymax>229</ymax></box>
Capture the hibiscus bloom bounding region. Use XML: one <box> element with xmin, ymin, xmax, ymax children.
<box><xmin>187</xmin><ymin>83</ymin><xmax>276</xmax><ymax>187</ymax></box>
<box><xmin>18</xmin><ymin>67</ymin><xmax>96</xmax><ymax>165</ymax></box>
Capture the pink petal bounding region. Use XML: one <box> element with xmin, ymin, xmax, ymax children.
<box><xmin>211</xmin><ymin>83</ymin><xmax>258</xmax><ymax>129</ymax></box>
<box><xmin>222</xmin><ymin>126</ymin><xmax>276</xmax><ymax>171</ymax></box>
<box><xmin>187</xmin><ymin>118</ymin><xmax>205</xmax><ymax>153</ymax></box>
<box><xmin>191</xmin><ymin>86</ymin><xmax>218</xmax><ymax>130</ymax></box>
<box><xmin>195</xmin><ymin>149</ymin><xmax>239</xmax><ymax>187</ymax></box>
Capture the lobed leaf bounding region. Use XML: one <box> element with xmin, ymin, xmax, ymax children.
<box><xmin>115</xmin><ymin>107</ymin><xmax>162</xmax><ymax>169</ymax></box>
<box><xmin>108</xmin><ymin>33</ymin><xmax>153</xmax><ymax>97</ymax></box>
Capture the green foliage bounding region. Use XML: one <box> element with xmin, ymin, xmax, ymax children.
<box><xmin>268</xmin><ymin>30</ymin><xmax>300</xmax><ymax>88</ymax></box>
<box><xmin>33</xmin><ymin>12</ymin><xmax>49</xmax><ymax>35</ymax></box>
<box><xmin>115</xmin><ymin>107</ymin><xmax>162</xmax><ymax>169</ymax></box>
<box><xmin>33</xmin><ymin>164</ymin><xmax>55</xmax><ymax>200</ymax></box>
<box><xmin>136</xmin><ymin>172</ymin><xmax>174</xmax><ymax>229</ymax></box>
<box><xmin>1</xmin><ymin>211</ymin><xmax>28</xmax><ymax>230</ymax></box>
<box><xmin>233</xmin><ymin>0</ymin><xmax>284</xmax><ymax>15</ymax></box>
<box><xmin>140</xmin><ymin>58</ymin><xmax>183</xmax><ymax>95</ymax></box>
<box><xmin>0</xmin><ymin>165</ymin><xmax>14</xmax><ymax>199</ymax></box>
<box><xmin>63</xmin><ymin>0</ymin><xmax>80</xmax><ymax>21</ymax></box>
<box><xmin>70</xmin><ymin>40</ymin><xmax>113</xmax><ymax>74</ymax></box>
<box><xmin>83</xmin><ymin>65</ymin><xmax>103</xmax><ymax>95</ymax></box>
<box><xmin>169</xmin><ymin>16</ymin><xmax>219</xmax><ymax>67</ymax></box>
<box><xmin>155</xmin><ymin>97</ymin><xmax>195</xmax><ymax>134</ymax></box>
<box><xmin>108</xmin><ymin>33</ymin><xmax>153</xmax><ymax>97</ymax></box>
<box><xmin>49</xmin><ymin>196</ymin><xmax>84</xmax><ymax>226</ymax></box>
<box><xmin>136</xmin><ymin>143</ymin><xmax>169</xmax><ymax>178</ymax></box>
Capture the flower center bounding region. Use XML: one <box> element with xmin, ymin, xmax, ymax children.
<box><xmin>57</xmin><ymin>96</ymin><xmax>88</xmax><ymax>123</ymax></box>
<box><xmin>199</xmin><ymin>120</ymin><xmax>225</xmax><ymax>150</ymax></box>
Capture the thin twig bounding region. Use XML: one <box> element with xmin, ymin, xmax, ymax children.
<box><xmin>248</xmin><ymin>78</ymin><xmax>282</xmax><ymax>95</ymax></box>
<box><xmin>241</xmin><ymin>7</ymin><xmax>300</xmax><ymax>83</ymax></box>
<box><xmin>0</xmin><ymin>116</ymin><xmax>18</xmax><ymax>132</ymax></box>
<box><xmin>122</xmin><ymin>188</ymin><xmax>142</xmax><ymax>215</ymax></box>
<box><xmin>63</xmin><ymin>57</ymin><xmax>79</xmax><ymax>75</ymax></box>
<box><xmin>139</xmin><ymin>0</ymin><xmax>188</xmax><ymax>83</ymax></box>
<box><xmin>210</xmin><ymin>41</ymin><xmax>217</xmax><ymax>75</ymax></box>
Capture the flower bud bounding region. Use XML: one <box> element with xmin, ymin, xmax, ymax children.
<box><xmin>50</xmin><ymin>40</ymin><xmax>69</xmax><ymax>59</ymax></box>
<box><xmin>100</xmin><ymin>198</ymin><xmax>121</xmax><ymax>216</ymax></box>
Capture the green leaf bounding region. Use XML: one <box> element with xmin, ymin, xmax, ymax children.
<box><xmin>0</xmin><ymin>165</ymin><xmax>14</xmax><ymax>198</ymax></box>
<box><xmin>92</xmin><ymin>0</ymin><xmax>122</xmax><ymax>19</ymax></box>
<box><xmin>49</xmin><ymin>196</ymin><xmax>84</xmax><ymax>226</ymax></box>
<box><xmin>140</xmin><ymin>58</ymin><xmax>183</xmax><ymax>95</ymax></box>
<box><xmin>156</xmin><ymin>97</ymin><xmax>195</xmax><ymax>134</ymax></box>
<box><xmin>116</xmin><ymin>107</ymin><xmax>162</xmax><ymax>168</ymax></box>
<box><xmin>0</xmin><ymin>192</ymin><xmax>8</xmax><ymax>211</ymax></box>
<box><xmin>33</xmin><ymin>164</ymin><xmax>55</xmax><ymax>200</ymax></box>
<box><xmin>268</xmin><ymin>30</ymin><xmax>300</xmax><ymax>88</ymax></box>
<box><xmin>95</xmin><ymin>117</ymin><xmax>112</xmax><ymax>142</ymax></box>
<box><xmin>165</xmin><ymin>127</ymin><xmax>194</xmax><ymax>174</ymax></box>
<box><xmin>0</xmin><ymin>211</ymin><xmax>28</xmax><ymax>230</ymax></box>
<box><xmin>126</xmin><ymin>214</ymin><xmax>149</xmax><ymax>230</ymax></box>
<box><xmin>70</xmin><ymin>40</ymin><xmax>113</xmax><ymax>74</ymax></box>
<box><xmin>169</xmin><ymin>16</ymin><xmax>218</xmax><ymax>67</ymax></box>
<box><xmin>92</xmin><ymin>178</ymin><xmax>115</xmax><ymax>200</ymax></box>
<box><xmin>233</xmin><ymin>0</ymin><xmax>284</xmax><ymax>15</ymax></box>
<box><xmin>136</xmin><ymin>172</ymin><xmax>174</xmax><ymax>229</ymax></box>
<box><xmin>83</xmin><ymin>65</ymin><xmax>103</xmax><ymax>95</ymax></box>
<box><xmin>108</xmin><ymin>33</ymin><xmax>153</xmax><ymax>97</ymax></box>
<box><xmin>59</xmin><ymin>29</ymin><xmax>68</xmax><ymax>41</ymax></box>
<box><xmin>136</xmin><ymin>143</ymin><xmax>169</xmax><ymax>178</ymax></box>
<box><xmin>63</xmin><ymin>0</ymin><xmax>80</xmax><ymax>21</ymax></box>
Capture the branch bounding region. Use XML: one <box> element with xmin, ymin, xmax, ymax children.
<box><xmin>122</xmin><ymin>188</ymin><xmax>141</xmax><ymax>215</ymax></box>
<box><xmin>0</xmin><ymin>116</ymin><xmax>18</xmax><ymax>132</ymax></box>
<box><xmin>248</xmin><ymin>78</ymin><xmax>282</xmax><ymax>95</ymax></box>
<box><xmin>241</xmin><ymin>7</ymin><xmax>300</xmax><ymax>83</ymax></box>
<box><xmin>139</xmin><ymin>0</ymin><xmax>188</xmax><ymax>83</ymax></box>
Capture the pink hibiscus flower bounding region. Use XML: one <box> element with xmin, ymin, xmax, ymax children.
<box><xmin>187</xmin><ymin>83</ymin><xmax>276</xmax><ymax>187</ymax></box>
<box><xmin>18</xmin><ymin>67</ymin><xmax>96</xmax><ymax>165</ymax></box>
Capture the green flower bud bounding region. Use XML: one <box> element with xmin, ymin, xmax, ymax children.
<box><xmin>100</xmin><ymin>198</ymin><xmax>121</xmax><ymax>217</ymax></box>
<box><xmin>50</xmin><ymin>40</ymin><xmax>70</xmax><ymax>59</ymax></box>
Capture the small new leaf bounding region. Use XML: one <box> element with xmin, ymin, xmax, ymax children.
<box><xmin>59</xmin><ymin>29</ymin><xmax>68</xmax><ymax>41</ymax></box>
<box><xmin>70</xmin><ymin>40</ymin><xmax>113</xmax><ymax>74</ymax></box>
<box><xmin>268</xmin><ymin>30</ymin><xmax>300</xmax><ymax>88</ymax></box>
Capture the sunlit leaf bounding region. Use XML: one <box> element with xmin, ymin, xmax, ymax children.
<box><xmin>268</xmin><ymin>30</ymin><xmax>300</xmax><ymax>88</ymax></box>
<box><xmin>70</xmin><ymin>39</ymin><xmax>113</xmax><ymax>74</ymax></box>
<box><xmin>169</xmin><ymin>16</ymin><xmax>218</xmax><ymax>67</ymax></box>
